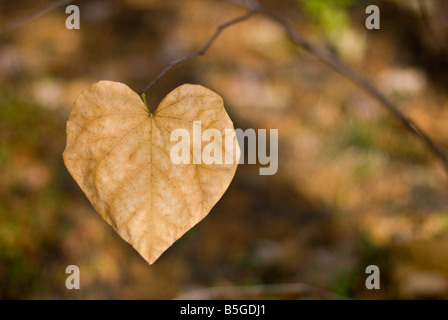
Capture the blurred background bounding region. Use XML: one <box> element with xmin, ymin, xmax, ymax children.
<box><xmin>1</xmin><ymin>0</ymin><xmax>448</xmax><ymax>299</ymax></box>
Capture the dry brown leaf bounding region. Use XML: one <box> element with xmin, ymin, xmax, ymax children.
<box><xmin>63</xmin><ymin>81</ymin><xmax>240</xmax><ymax>264</ymax></box>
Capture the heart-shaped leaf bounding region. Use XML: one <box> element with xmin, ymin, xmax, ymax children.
<box><xmin>63</xmin><ymin>81</ymin><xmax>240</xmax><ymax>264</ymax></box>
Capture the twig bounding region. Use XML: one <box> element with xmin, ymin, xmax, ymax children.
<box><xmin>174</xmin><ymin>282</ymin><xmax>345</xmax><ymax>300</ymax></box>
<box><xmin>229</xmin><ymin>0</ymin><xmax>448</xmax><ymax>175</ymax></box>
<box><xmin>0</xmin><ymin>0</ymin><xmax>75</xmax><ymax>36</ymax></box>
<box><xmin>138</xmin><ymin>10</ymin><xmax>258</xmax><ymax>95</ymax></box>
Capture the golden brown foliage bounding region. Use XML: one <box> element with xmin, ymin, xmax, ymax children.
<box><xmin>63</xmin><ymin>81</ymin><xmax>239</xmax><ymax>264</ymax></box>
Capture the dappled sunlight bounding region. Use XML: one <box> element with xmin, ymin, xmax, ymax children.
<box><xmin>0</xmin><ymin>0</ymin><xmax>448</xmax><ymax>299</ymax></box>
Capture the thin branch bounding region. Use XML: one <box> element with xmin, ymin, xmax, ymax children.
<box><xmin>174</xmin><ymin>282</ymin><xmax>345</xmax><ymax>300</ymax></box>
<box><xmin>0</xmin><ymin>0</ymin><xmax>75</xmax><ymax>36</ymax></box>
<box><xmin>138</xmin><ymin>10</ymin><xmax>258</xmax><ymax>95</ymax></box>
<box><xmin>229</xmin><ymin>0</ymin><xmax>448</xmax><ymax>175</ymax></box>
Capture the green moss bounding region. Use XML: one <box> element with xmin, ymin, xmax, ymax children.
<box><xmin>301</xmin><ymin>0</ymin><xmax>359</xmax><ymax>36</ymax></box>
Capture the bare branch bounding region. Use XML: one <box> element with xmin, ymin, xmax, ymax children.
<box><xmin>138</xmin><ymin>10</ymin><xmax>258</xmax><ymax>95</ymax></box>
<box><xmin>138</xmin><ymin>0</ymin><xmax>448</xmax><ymax>174</ymax></box>
<box><xmin>0</xmin><ymin>0</ymin><xmax>75</xmax><ymax>36</ymax></box>
<box><xmin>174</xmin><ymin>282</ymin><xmax>345</xmax><ymax>300</ymax></box>
<box><xmin>229</xmin><ymin>0</ymin><xmax>448</xmax><ymax>175</ymax></box>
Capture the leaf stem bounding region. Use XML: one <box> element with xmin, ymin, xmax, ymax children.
<box><xmin>141</xmin><ymin>93</ymin><xmax>153</xmax><ymax>117</ymax></box>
